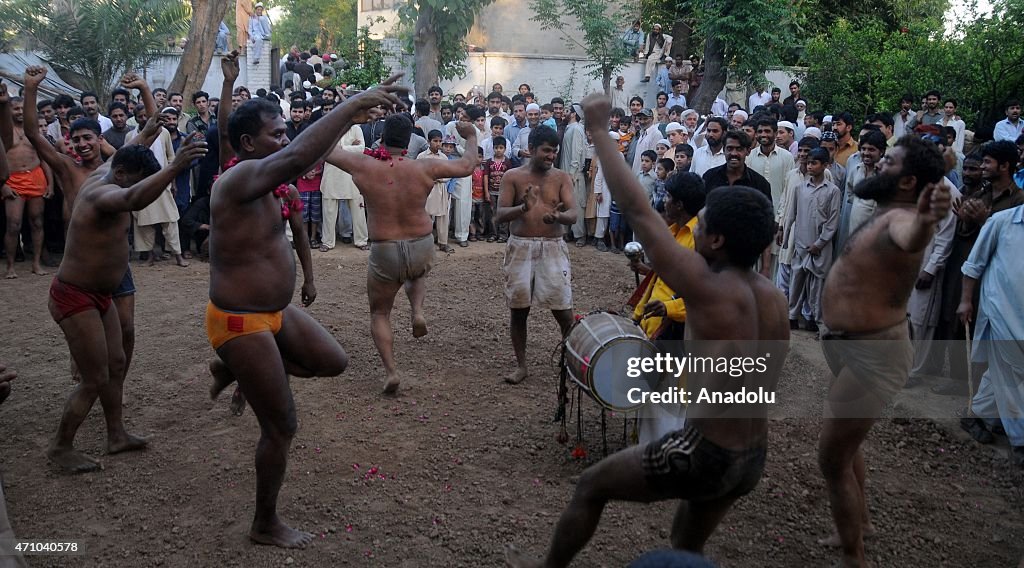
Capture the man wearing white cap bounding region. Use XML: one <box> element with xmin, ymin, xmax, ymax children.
<box><xmin>248</xmin><ymin>2</ymin><xmax>272</xmax><ymax>65</ymax></box>
<box><xmin>512</xmin><ymin>103</ymin><xmax>542</xmax><ymax>159</ymax></box>
<box><xmin>664</xmin><ymin>121</ymin><xmax>690</xmax><ymax>155</ymax></box>
<box><xmin>777</xmin><ymin>120</ymin><xmax>798</xmax><ymax>154</ymax></box>
<box><xmin>730</xmin><ymin>109</ymin><xmax>748</xmax><ymax>130</ymax></box>
<box><xmin>640</xmin><ymin>24</ymin><xmax>672</xmax><ymax>83</ymax></box>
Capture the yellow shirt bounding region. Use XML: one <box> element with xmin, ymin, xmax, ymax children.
<box><xmin>632</xmin><ymin>216</ymin><xmax>697</xmax><ymax>337</ymax></box>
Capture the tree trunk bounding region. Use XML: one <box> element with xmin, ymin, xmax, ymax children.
<box><xmin>689</xmin><ymin>34</ymin><xmax>725</xmax><ymax>115</ymax></box>
<box><xmin>170</xmin><ymin>0</ymin><xmax>232</xmax><ymax>97</ymax></box>
<box><xmin>413</xmin><ymin>4</ymin><xmax>440</xmax><ymax>99</ymax></box>
<box><xmin>670</xmin><ymin>19</ymin><xmax>692</xmax><ymax>60</ymax></box>
<box><xmin>602</xmin><ymin>68</ymin><xmax>611</xmax><ymax>96</ymax></box>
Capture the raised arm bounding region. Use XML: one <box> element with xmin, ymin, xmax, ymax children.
<box><xmin>889</xmin><ymin>182</ymin><xmax>951</xmax><ymax>253</ymax></box>
<box><xmin>218</xmin><ymin>52</ymin><xmax>240</xmax><ymax>168</ymax></box>
<box><xmin>93</xmin><ymin>133</ymin><xmax>208</xmax><ymax>213</ymax></box>
<box><xmin>0</xmin><ymin>82</ymin><xmax>12</xmax><ymax>150</ymax></box>
<box><xmin>21</xmin><ymin>67</ymin><xmax>77</xmax><ymax>182</ymax></box>
<box><xmin>581</xmin><ymin>93</ymin><xmax>714</xmax><ymax>303</ymax></box>
<box><xmin>121</xmin><ymin>72</ymin><xmax>162</xmax><ymax>148</ymax></box>
<box><xmin>421</xmin><ymin>122</ymin><xmax>478</xmax><ymax>179</ymax></box>
<box><xmin>227</xmin><ymin>74</ymin><xmax>408</xmax><ymax>203</ymax></box>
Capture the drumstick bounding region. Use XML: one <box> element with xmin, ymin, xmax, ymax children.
<box><xmin>965</xmin><ymin>320</ymin><xmax>974</xmax><ymax>415</ymax></box>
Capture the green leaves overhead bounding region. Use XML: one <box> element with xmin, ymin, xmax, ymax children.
<box><xmin>530</xmin><ymin>0</ymin><xmax>632</xmax><ymax>93</ymax></box>
<box><xmin>2</xmin><ymin>0</ymin><xmax>190</xmax><ymax>97</ymax></box>
<box><xmin>802</xmin><ymin>0</ymin><xmax>1024</xmax><ymax>134</ymax></box>
<box><xmin>272</xmin><ymin>0</ymin><xmax>357</xmax><ymax>51</ymax></box>
<box><xmin>397</xmin><ymin>0</ymin><xmax>493</xmax><ymax>81</ymax></box>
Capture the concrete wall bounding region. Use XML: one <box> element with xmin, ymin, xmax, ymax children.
<box><xmin>358</xmin><ymin>0</ymin><xmax>633</xmax><ymax>57</ymax></box>
<box><xmin>141</xmin><ymin>50</ymin><xmax>270</xmax><ymax>96</ymax></box>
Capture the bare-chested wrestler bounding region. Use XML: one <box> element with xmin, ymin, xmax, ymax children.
<box><xmin>505</xmin><ymin>94</ymin><xmax>790</xmax><ymax>568</ymax></box>
<box><xmin>494</xmin><ymin>125</ymin><xmax>577</xmax><ymax>385</ymax></box>
<box><xmin>0</xmin><ymin>84</ymin><xmax>53</xmax><ymax>278</ymax></box>
<box><xmin>817</xmin><ymin>135</ymin><xmax>948</xmax><ymax>567</ymax></box>
<box><xmin>325</xmin><ymin>113</ymin><xmax>479</xmax><ymax>394</ymax></box>
<box><xmin>45</xmin><ymin>134</ymin><xmax>206</xmax><ymax>473</ymax></box>
<box><xmin>205</xmin><ymin>77</ymin><xmax>407</xmax><ymax>548</ymax></box>
<box><xmin>22</xmin><ymin>67</ymin><xmax>160</xmax><ymax>390</ymax></box>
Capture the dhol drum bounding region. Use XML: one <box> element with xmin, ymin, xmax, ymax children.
<box><xmin>563</xmin><ymin>311</ymin><xmax>661</xmax><ymax>411</ymax></box>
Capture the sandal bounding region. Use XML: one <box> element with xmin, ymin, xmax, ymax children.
<box><xmin>310</xmin><ymin>239</ymin><xmax>321</xmax><ymax>249</ymax></box>
<box><xmin>486</xmin><ymin>235</ymin><xmax>496</xmax><ymax>242</ymax></box>
<box><xmin>158</xmin><ymin>252</ymin><xmax>171</xmax><ymax>261</ymax></box>
<box><xmin>469</xmin><ymin>235</ymin><xmax>477</xmax><ymax>242</ymax></box>
<box><xmin>182</xmin><ymin>251</ymin><xmax>193</xmax><ymax>260</ymax></box>
<box><xmin>439</xmin><ymin>245</ymin><xmax>455</xmax><ymax>253</ymax></box>
<box><xmin>319</xmin><ymin>244</ymin><xmax>332</xmax><ymax>252</ymax></box>
<box><xmin>960</xmin><ymin>417</ymin><xmax>994</xmax><ymax>444</ymax></box>
<box><xmin>357</xmin><ymin>244</ymin><xmax>370</xmax><ymax>251</ymax></box>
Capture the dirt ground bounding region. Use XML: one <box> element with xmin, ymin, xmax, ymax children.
<box><xmin>0</xmin><ymin>243</ymin><xmax>1021</xmax><ymax>567</ymax></box>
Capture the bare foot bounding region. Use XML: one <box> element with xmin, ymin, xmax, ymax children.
<box><xmin>250</xmin><ymin>519</ymin><xmax>314</xmax><ymax>548</ymax></box>
<box><xmin>175</xmin><ymin>255</ymin><xmax>190</xmax><ymax>267</ymax></box>
<box><xmin>5</xmin><ymin>269</ymin><xmax>16</xmax><ymax>279</ymax></box>
<box><xmin>209</xmin><ymin>358</ymin><xmax>236</xmax><ymax>400</ymax></box>
<box><xmin>230</xmin><ymin>387</ymin><xmax>247</xmax><ymax>416</ymax></box>
<box><xmin>383</xmin><ymin>371</ymin><xmax>401</xmax><ymax>395</ymax></box>
<box><xmin>505</xmin><ymin>367</ymin><xmax>528</xmax><ymax>385</ymax></box>
<box><xmin>32</xmin><ymin>264</ymin><xmax>49</xmax><ymax>276</ymax></box>
<box><xmin>47</xmin><ymin>446</ymin><xmax>101</xmax><ymax>473</ymax></box>
<box><xmin>412</xmin><ymin>314</ymin><xmax>428</xmax><ymax>338</ymax></box>
<box><xmin>818</xmin><ymin>524</ymin><xmax>877</xmax><ymax>547</ymax></box>
<box><xmin>504</xmin><ymin>544</ymin><xmax>542</xmax><ymax>568</ymax></box>
<box><xmin>107</xmin><ymin>433</ymin><xmax>150</xmax><ymax>454</ymax></box>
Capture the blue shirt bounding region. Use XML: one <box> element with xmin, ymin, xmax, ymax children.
<box><xmin>504</xmin><ymin>119</ymin><xmax>527</xmax><ymax>147</ymax></box>
<box><xmin>962</xmin><ymin>205</ymin><xmax>1024</xmax><ymax>364</ymax></box>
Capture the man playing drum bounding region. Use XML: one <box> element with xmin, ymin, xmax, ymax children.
<box><xmin>505</xmin><ymin>93</ymin><xmax>790</xmax><ymax>568</ymax></box>
<box><xmin>494</xmin><ymin>125</ymin><xmax>578</xmax><ymax>385</ymax></box>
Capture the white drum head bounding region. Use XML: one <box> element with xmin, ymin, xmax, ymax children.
<box><xmin>591</xmin><ymin>337</ymin><xmax>660</xmax><ymax>411</ymax></box>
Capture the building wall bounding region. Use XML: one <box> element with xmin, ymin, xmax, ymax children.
<box><xmin>358</xmin><ymin>0</ymin><xmax>614</xmax><ymax>56</ymax></box>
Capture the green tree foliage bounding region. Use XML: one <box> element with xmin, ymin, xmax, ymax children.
<box><xmin>530</xmin><ymin>0</ymin><xmax>632</xmax><ymax>95</ymax></box>
<box><xmin>398</xmin><ymin>0</ymin><xmax>493</xmax><ymax>97</ymax></box>
<box><xmin>683</xmin><ymin>0</ymin><xmax>800</xmax><ymax>113</ymax></box>
<box><xmin>802</xmin><ymin>0</ymin><xmax>1024</xmax><ymax>136</ymax></box>
<box><xmin>2</xmin><ymin>0</ymin><xmax>190</xmax><ymax>97</ymax></box>
<box><xmin>801</xmin><ymin>0</ymin><xmax>949</xmax><ymax>37</ymax></box>
<box><xmin>272</xmin><ymin>0</ymin><xmax>356</xmax><ymax>51</ymax></box>
<box><xmin>331</xmin><ymin>22</ymin><xmax>391</xmax><ymax>90</ymax></box>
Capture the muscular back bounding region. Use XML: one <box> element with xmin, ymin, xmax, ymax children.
<box><xmin>209</xmin><ymin>173</ymin><xmax>298</xmax><ymax>312</ymax></box>
<box><xmin>685</xmin><ymin>270</ymin><xmax>790</xmax><ymax>449</ymax></box>
<box><xmin>57</xmin><ymin>177</ymin><xmax>133</xmax><ymax>293</ymax></box>
<box><xmin>823</xmin><ymin>210</ymin><xmax>922</xmax><ymax>333</ymax></box>
<box><xmin>351</xmin><ymin>157</ymin><xmax>436</xmax><ymax>241</ymax></box>
<box><xmin>502</xmin><ymin>166</ymin><xmax>573</xmax><ymax>238</ymax></box>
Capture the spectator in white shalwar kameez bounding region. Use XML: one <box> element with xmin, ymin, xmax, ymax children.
<box><xmin>907</xmin><ymin>178</ymin><xmax>961</xmax><ymax>385</ymax></box>
<box><xmin>248</xmin><ymin>3</ymin><xmax>272</xmax><ymax>65</ymax></box>
<box><xmin>783</xmin><ymin>147</ymin><xmax>841</xmax><ymax>330</ymax></box>
<box><xmin>134</xmin><ymin>121</ymin><xmax>187</xmax><ymax>266</ymax></box>
<box><xmin>560</xmin><ymin>104</ymin><xmax>588</xmax><ymax>244</ymax></box>
<box><xmin>320</xmin><ymin>125</ymin><xmax>366</xmax><ymax>251</ymax></box>
<box><xmin>958</xmin><ymin>203</ymin><xmax>1024</xmax><ymax>465</ymax></box>
<box><xmin>591</xmin><ymin>132</ymin><xmax>616</xmax><ymax>251</ymax></box>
